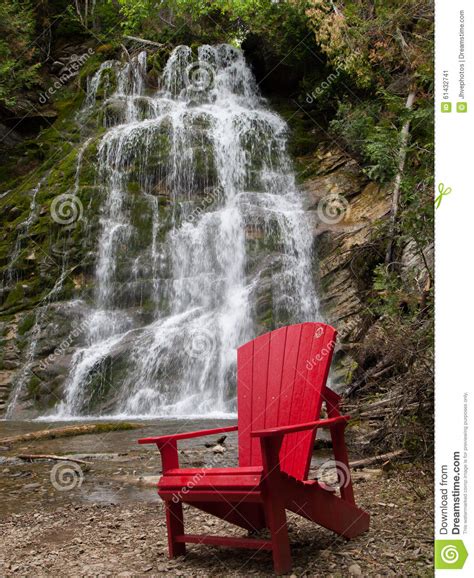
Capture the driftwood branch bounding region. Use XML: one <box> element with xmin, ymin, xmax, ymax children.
<box><xmin>347</xmin><ymin>394</ymin><xmax>404</xmax><ymax>413</ymax></box>
<box><xmin>158</xmin><ymin>13</ymin><xmax>176</xmax><ymax>28</ymax></box>
<box><xmin>350</xmin><ymin>449</ymin><xmax>407</xmax><ymax>469</ymax></box>
<box><xmin>17</xmin><ymin>454</ymin><xmax>89</xmax><ymax>465</ymax></box>
<box><xmin>346</xmin><ymin>362</ymin><xmax>395</xmax><ymax>396</ymax></box>
<box><xmin>124</xmin><ymin>35</ymin><xmax>165</xmax><ymax>47</ymax></box>
<box><xmin>0</xmin><ymin>423</ymin><xmax>142</xmax><ymax>446</ymax></box>
<box><xmin>358</xmin><ymin>402</ymin><xmax>418</xmax><ymax>419</ymax></box>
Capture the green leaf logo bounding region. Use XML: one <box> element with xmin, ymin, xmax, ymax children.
<box><xmin>435</xmin><ymin>183</ymin><xmax>452</xmax><ymax>208</ymax></box>
<box><xmin>435</xmin><ymin>540</ymin><xmax>468</xmax><ymax>569</ymax></box>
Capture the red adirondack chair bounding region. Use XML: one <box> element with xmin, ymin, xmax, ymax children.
<box><xmin>139</xmin><ymin>322</ymin><xmax>369</xmax><ymax>574</ymax></box>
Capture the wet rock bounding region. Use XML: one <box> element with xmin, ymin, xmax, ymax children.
<box><xmin>205</xmin><ymin>435</ymin><xmax>227</xmax><ymax>447</ymax></box>
<box><xmin>349</xmin><ymin>563</ymin><xmax>363</xmax><ymax>576</ymax></box>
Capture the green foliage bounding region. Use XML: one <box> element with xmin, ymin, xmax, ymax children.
<box><xmin>57</xmin><ymin>0</ymin><xmax>121</xmax><ymax>36</ymax></box>
<box><xmin>329</xmin><ymin>99</ymin><xmax>402</xmax><ymax>183</ymax></box>
<box><xmin>372</xmin><ymin>264</ymin><xmax>407</xmax><ymax>317</ymax></box>
<box><xmin>306</xmin><ymin>0</ymin><xmax>434</xmax><ymax>90</ymax></box>
<box><xmin>0</xmin><ymin>0</ymin><xmax>41</xmax><ymax>108</ymax></box>
<box><xmin>108</xmin><ymin>0</ymin><xmax>149</xmax><ymax>33</ymax></box>
<box><xmin>111</xmin><ymin>0</ymin><xmax>309</xmax><ymax>52</ymax></box>
<box><xmin>17</xmin><ymin>313</ymin><xmax>36</xmax><ymax>336</ymax></box>
<box><xmin>364</xmin><ymin>124</ymin><xmax>401</xmax><ymax>182</ymax></box>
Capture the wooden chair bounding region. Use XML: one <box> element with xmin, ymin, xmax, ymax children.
<box><xmin>139</xmin><ymin>322</ymin><xmax>369</xmax><ymax>574</ymax></box>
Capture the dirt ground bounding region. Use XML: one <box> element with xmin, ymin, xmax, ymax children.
<box><xmin>0</xmin><ymin>461</ymin><xmax>433</xmax><ymax>576</ymax></box>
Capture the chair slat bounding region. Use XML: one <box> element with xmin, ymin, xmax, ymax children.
<box><xmin>237</xmin><ymin>339</ymin><xmax>253</xmax><ymax>466</ymax></box>
<box><xmin>249</xmin><ymin>331</ymin><xmax>271</xmax><ymax>465</ymax></box>
<box><xmin>265</xmin><ymin>326</ymin><xmax>288</xmax><ymax>429</ymax></box>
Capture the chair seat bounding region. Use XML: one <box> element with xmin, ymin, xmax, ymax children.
<box><xmin>159</xmin><ymin>466</ymin><xmax>264</xmax><ymax>492</ymax></box>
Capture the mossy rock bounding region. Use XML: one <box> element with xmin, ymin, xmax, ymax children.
<box><xmin>17</xmin><ymin>313</ymin><xmax>36</xmax><ymax>336</ymax></box>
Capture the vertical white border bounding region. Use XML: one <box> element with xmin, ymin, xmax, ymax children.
<box><xmin>436</xmin><ymin>0</ymin><xmax>473</xmax><ymax>574</ymax></box>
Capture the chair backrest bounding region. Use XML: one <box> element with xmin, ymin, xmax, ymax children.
<box><xmin>237</xmin><ymin>322</ymin><xmax>336</xmax><ymax>480</ymax></box>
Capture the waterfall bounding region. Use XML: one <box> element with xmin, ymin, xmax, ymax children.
<box><xmin>45</xmin><ymin>44</ymin><xmax>320</xmax><ymax>418</ymax></box>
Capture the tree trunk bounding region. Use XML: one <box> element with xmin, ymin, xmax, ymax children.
<box><xmin>74</xmin><ymin>1</ymin><xmax>84</xmax><ymax>25</ymax></box>
<box><xmin>385</xmin><ymin>90</ymin><xmax>416</xmax><ymax>265</ymax></box>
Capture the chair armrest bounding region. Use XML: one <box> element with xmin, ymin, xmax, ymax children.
<box><xmin>138</xmin><ymin>425</ymin><xmax>238</xmax><ymax>474</ymax></box>
<box><xmin>251</xmin><ymin>415</ymin><xmax>349</xmax><ymax>439</ymax></box>
<box><xmin>138</xmin><ymin>425</ymin><xmax>238</xmax><ymax>445</ymax></box>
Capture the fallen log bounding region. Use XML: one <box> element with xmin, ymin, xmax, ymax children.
<box><xmin>356</xmin><ymin>394</ymin><xmax>405</xmax><ymax>413</ymax></box>
<box><xmin>17</xmin><ymin>454</ymin><xmax>89</xmax><ymax>465</ymax></box>
<box><xmin>346</xmin><ymin>363</ymin><xmax>395</xmax><ymax>396</ymax></box>
<box><xmin>124</xmin><ymin>35</ymin><xmax>165</xmax><ymax>47</ymax></box>
<box><xmin>0</xmin><ymin>422</ymin><xmax>143</xmax><ymax>446</ymax></box>
<box><xmin>359</xmin><ymin>402</ymin><xmax>418</xmax><ymax>419</ymax></box>
<box><xmin>349</xmin><ymin>449</ymin><xmax>407</xmax><ymax>469</ymax></box>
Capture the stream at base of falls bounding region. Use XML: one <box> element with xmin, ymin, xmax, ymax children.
<box><xmin>0</xmin><ymin>418</ymin><xmax>331</xmax><ymax>516</ymax></box>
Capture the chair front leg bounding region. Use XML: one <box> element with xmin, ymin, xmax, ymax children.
<box><xmin>156</xmin><ymin>439</ymin><xmax>186</xmax><ymax>557</ymax></box>
<box><xmin>165</xmin><ymin>499</ymin><xmax>186</xmax><ymax>557</ymax></box>
<box><xmin>260</xmin><ymin>436</ymin><xmax>292</xmax><ymax>575</ymax></box>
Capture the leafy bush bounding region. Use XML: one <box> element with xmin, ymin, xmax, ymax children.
<box><xmin>0</xmin><ymin>0</ymin><xmax>41</xmax><ymax>108</ymax></box>
<box><xmin>329</xmin><ymin>100</ymin><xmax>402</xmax><ymax>183</ymax></box>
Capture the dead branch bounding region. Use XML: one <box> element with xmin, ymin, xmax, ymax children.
<box><xmin>350</xmin><ymin>449</ymin><xmax>407</xmax><ymax>469</ymax></box>
<box><xmin>17</xmin><ymin>454</ymin><xmax>89</xmax><ymax>465</ymax></box>
<box><xmin>124</xmin><ymin>35</ymin><xmax>165</xmax><ymax>48</ymax></box>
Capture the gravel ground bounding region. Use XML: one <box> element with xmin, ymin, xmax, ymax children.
<box><xmin>0</xmin><ymin>464</ymin><xmax>433</xmax><ymax>577</ymax></box>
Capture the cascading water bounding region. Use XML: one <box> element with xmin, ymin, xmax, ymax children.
<box><xmin>43</xmin><ymin>44</ymin><xmax>320</xmax><ymax>418</ymax></box>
